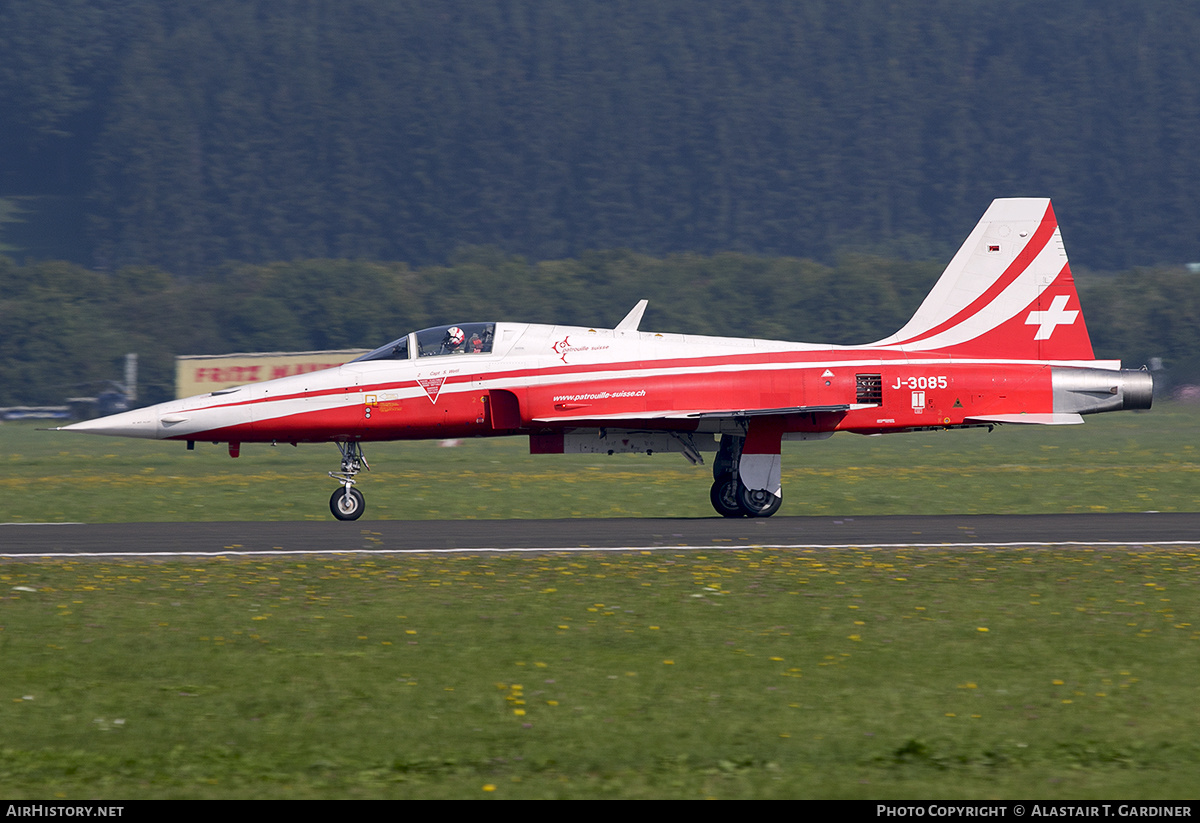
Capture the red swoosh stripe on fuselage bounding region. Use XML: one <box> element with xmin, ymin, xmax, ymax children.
<box><xmin>163</xmin><ymin>352</ymin><xmax>1061</xmax><ymax>444</ymax></box>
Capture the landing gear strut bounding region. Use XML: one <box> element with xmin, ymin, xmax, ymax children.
<box><xmin>329</xmin><ymin>441</ymin><xmax>369</xmax><ymax>521</ymax></box>
<box><xmin>710</xmin><ymin>434</ymin><xmax>782</xmax><ymax>518</ymax></box>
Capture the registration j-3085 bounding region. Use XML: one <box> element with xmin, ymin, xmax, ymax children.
<box><xmin>892</xmin><ymin>376</ymin><xmax>950</xmax><ymax>390</ymax></box>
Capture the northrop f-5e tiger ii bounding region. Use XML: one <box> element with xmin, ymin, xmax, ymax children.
<box><xmin>55</xmin><ymin>198</ymin><xmax>1152</xmax><ymax>520</ymax></box>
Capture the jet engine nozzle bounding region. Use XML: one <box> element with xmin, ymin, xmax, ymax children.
<box><xmin>1052</xmin><ymin>367</ymin><xmax>1154</xmax><ymax>415</ymax></box>
<box><xmin>1120</xmin><ymin>368</ymin><xmax>1155</xmax><ymax>410</ymax></box>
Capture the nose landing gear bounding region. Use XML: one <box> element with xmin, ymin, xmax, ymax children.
<box><xmin>329</xmin><ymin>441</ymin><xmax>369</xmax><ymax>521</ymax></box>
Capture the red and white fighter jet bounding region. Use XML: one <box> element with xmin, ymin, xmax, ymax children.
<box><xmin>57</xmin><ymin>198</ymin><xmax>1152</xmax><ymax>520</ymax></box>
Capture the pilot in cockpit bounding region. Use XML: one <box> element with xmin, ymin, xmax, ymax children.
<box><xmin>442</xmin><ymin>326</ymin><xmax>466</xmax><ymax>354</ymax></box>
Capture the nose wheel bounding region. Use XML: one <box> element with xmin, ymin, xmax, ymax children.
<box><xmin>328</xmin><ymin>441</ymin><xmax>369</xmax><ymax>521</ymax></box>
<box><xmin>330</xmin><ymin>487</ymin><xmax>366</xmax><ymax>520</ymax></box>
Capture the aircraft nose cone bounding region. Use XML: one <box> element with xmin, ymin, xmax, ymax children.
<box><xmin>59</xmin><ymin>408</ymin><xmax>161</xmax><ymax>438</ymax></box>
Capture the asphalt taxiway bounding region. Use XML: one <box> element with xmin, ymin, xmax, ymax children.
<box><xmin>2</xmin><ymin>512</ymin><xmax>1198</xmax><ymax>557</ymax></box>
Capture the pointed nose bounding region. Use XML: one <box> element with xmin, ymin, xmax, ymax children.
<box><xmin>60</xmin><ymin>408</ymin><xmax>161</xmax><ymax>438</ymax></box>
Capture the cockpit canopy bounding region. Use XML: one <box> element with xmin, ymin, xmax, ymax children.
<box><xmin>353</xmin><ymin>322</ymin><xmax>496</xmax><ymax>362</ymax></box>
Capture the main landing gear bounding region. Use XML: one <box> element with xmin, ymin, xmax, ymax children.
<box><xmin>329</xmin><ymin>441</ymin><xmax>369</xmax><ymax>521</ymax></box>
<box><xmin>709</xmin><ymin>434</ymin><xmax>782</xmax><ymax>518</ymax></box>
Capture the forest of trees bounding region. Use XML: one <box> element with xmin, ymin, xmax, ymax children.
<box><xmin>1</xmin><ymin>254</ymin><xmax>1193</xmax><ymax>407</ymax></box>
<box><xmin>2</xmin><ymin>0</ymin><xmax>1199</xmax><ymax>273</ymax></box>
<box><xmin>1</xmin><ymin>1</ymin><xmax>1199</xmax><ymax>406</ymax></box>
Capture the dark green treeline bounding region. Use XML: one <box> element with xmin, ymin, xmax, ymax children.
<box><xmin>1</xmin><ymin>254</ymin><xmax>1193</xmax><ymax>406</ymax></box>
<box><xmin>1</xmin><ymin>0</ymin><xmax>1199</xmax><ymax>273</ymax></box>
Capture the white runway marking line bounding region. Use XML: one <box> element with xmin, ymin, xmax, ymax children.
<box><xmin>5</xmin><ymin>540</ymin><xmax>1200</xmax><ymax>559</ymax></box>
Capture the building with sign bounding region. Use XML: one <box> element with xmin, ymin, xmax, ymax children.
<box><xmin>175</xmin><ymin>350</ymin><xmax>367</xmax><ymax>398</ymax></box>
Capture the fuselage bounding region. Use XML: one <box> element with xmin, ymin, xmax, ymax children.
<box><xmin>63</xmin><ymin>320</ymin><xmax>1152</xmax><ymax>447</ymax></box>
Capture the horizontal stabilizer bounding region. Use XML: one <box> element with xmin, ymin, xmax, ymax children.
<box><xmin>964</xmin><ymin>413</ymin><xmax>1084</xmax><ymax>425</ymax></box>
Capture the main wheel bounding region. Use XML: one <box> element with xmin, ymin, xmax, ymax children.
<box><xmin>710</xmin><ymin>477</ymin><xmax>745</xmax><ymax>518</ymax></box>
<box><xmin>737</xmin><ymin>485</ymin><xmax>782</xmax><ymax>518</ymax></box>
<box><xmin>330</xmin><ymin>487</ymin><xmax>366</xmax><ymax>521</ymax></box>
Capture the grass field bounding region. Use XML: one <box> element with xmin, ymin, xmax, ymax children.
<box><xmin>1</xmin><ymin>404</ymin><xmax>1196</xmax><ymax>522</ymax></box>
<box><xmin>2</xmin><ymin>548</ymin><xmax>1198</xmax><ymax>799</ymax></box>
<box><xmin>1</xmin><ymin>405</ymin><xmax>1198</xmax><ymax>799</ymax></box>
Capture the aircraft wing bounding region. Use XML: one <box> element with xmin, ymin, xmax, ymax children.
<box><xmin>686</xmin><ymin>404</ymin><xmax>853</xmax><ymax>419</ymax></box>
<box><xmin>531</xmin><ymin>404</ymin><xmax>853</xmax><ymax>424</ymax></box>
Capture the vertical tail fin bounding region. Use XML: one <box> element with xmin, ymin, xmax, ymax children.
<box><xmin>871</xmin><ymin>198</ymin><xmax>1095</xmax><ymax>361</ymax></box>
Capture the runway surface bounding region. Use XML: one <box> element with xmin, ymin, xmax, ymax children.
<box><xmin>2</xmin><ymin>512</ymin><xmax>1198</xmax><ymax>557</ymax></box>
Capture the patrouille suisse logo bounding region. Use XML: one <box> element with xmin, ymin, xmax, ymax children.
<box><xmin>553</xmin><ymin>336</ymin><xmax>572</xmax><ymax>363</ymax></box>
<box><xmin>552</xmin><ymin>335</ymin><xmax>610</xmax><ymax>364</ymax></box>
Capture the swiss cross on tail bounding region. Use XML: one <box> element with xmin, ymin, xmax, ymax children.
<box><xmin>957</xmin><ymin>263</ymin><xmax>1095</xmax><ymax>360</ymax></box>
<box><xmin>1000</xmin><ymin>266</ymin><xmax>1094</xmax><ymax>360</ymax></box>
<box><xmin>869</xmin><ymin>198</ymin><xmax>1095</xmax><ymax>361</ymax></box>
<box><xmin>1026</xmin><ymin>294</ymin><xmax>1079</xmax><ymax>340</ymax></box>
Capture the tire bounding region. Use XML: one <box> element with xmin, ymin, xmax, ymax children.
<box><xmin>737</xmin><ymin>485</ymin><xmax>782</xmax><ymax>518</ymax></box>
<box><xmin>330</xmin><ymin>487</ymin><xmax>366</xmax><ymax>521</ymax></box>
<box><xmin>710</xmin><ymin>477</ymin><xmax>745</xmax><ymax>518</ymax></box>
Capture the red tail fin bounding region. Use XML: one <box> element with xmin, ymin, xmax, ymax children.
<box><xmin>871</xmin><ymin>198</ymin><xmax>1095</xmax><ymax>361</ymax></box>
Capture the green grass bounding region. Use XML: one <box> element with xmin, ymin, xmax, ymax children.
<box><xmin>1</xmin><ymin>549</ymin><xmax>1197</xmax><ymax>798</ymax></box>
<box><xmin>2</xmin><ymin>405</ymin><xmax>1197</xmax><ymax>798</ymax></box>
<box><xmin>0</xmin><ymin>404</ymin><xmax>1195</xmax><ymax>522</ymax></box>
